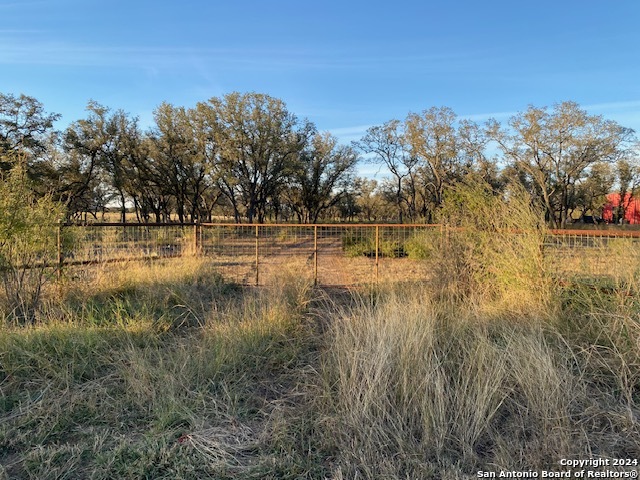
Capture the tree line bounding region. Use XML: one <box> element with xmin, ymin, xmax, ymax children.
<box><xmin>1</xmin><ymin>91</ymin><xmax>638</xmax><ymax>227</ymax></box>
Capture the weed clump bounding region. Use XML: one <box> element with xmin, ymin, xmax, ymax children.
<box><xmin>433</xmin><ymin>177</ymin><xmax>552</xmax><ymax>318</ymax></box>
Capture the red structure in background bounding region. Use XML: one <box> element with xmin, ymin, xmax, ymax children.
<box><xmin>602</xmin><ymin>193</ymin><xmax>640</xmax><ymax>224</ymax></box>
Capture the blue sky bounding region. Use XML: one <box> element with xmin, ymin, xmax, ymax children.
<box><xmin>2</xmin><ymin>0</ymin><xmax>639</xmax><ymax>163</ymax></box>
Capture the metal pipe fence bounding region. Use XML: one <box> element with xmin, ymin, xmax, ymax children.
<box><xmin>46</xmin><ymin>223</ymin><xmax>640</xmax><ymax>286</ymax></box>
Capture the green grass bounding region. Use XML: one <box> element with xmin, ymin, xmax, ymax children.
<box><xmin>341</xmin><ymin>231</ymin><xmax>413</xmax><ymax>258</ymax></box>
<box><xmin>0</xmin><ymin>259</ymin><xmax>326</xmax><ymax>479</ymax></box>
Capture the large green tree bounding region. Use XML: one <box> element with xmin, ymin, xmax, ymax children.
<box><xmin>148</xmin><ymin>103</ymin><xmax>216</xmax><ymax>223</ymax></box>
<box><xmin>573</xmin><ymin>162</ymin><xmax>614</xmax><ymax>221</ymax></box>
<box><xmin>0</xmin><ymin>93</ymin><xmax>60</xmax><ymax>158</ymax></box>
<box><xmin>488</xmin><ymin>101</ymin><xmax>636</xmax><ymax>228</ymax></box>
<box><xmin>198</xmin><ymin>92</ymin><xmax>312</xmax><ymax>223</ymax></box>
<box><xmin>405</xmin><ymin>107</ymin><xmax>468</xmax><ymax>221</ymax></box>
<box><xmin>287</xmin><ymin>132</ymin><xmax>358</xmax><ymax>223</ymax></box>
<box><xmin>64</xmin><ymin>102</ymin><xmax>141</xmax><ymax>223</ymax></box>
<box><xmin>355</xmin><ymin>120</ymin><xmax>416</xmax><ymax>223</ymax></box>
<box><xmin>0</xmin><ymin>93</ymin><xmax>61</xmax><ymax>194</ymax></box>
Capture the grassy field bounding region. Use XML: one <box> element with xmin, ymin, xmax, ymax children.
<box><xmin>1</xmin><ymin>221</ymin><xmax>639</xmax><ymax>478</ymax></box>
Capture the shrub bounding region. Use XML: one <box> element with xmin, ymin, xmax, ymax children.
<box><xmin>342</xmin><ymin>230</ymin><xmax>375</xmax><ymax>257</ymax></box>
<box><xmin>0</xmin><ymin>158</ymin><xmax>64</xmax><ymax>323</ymax></box>
<box><xmin>433</xmin><ymin>176</ymin><xmax>551</xmax><ymax>316</ymax></box>
<box><xmin>342</xmin><ymin>230</ymin><xmax>407</xmax><ymax>258</ymax></box>
<box><xmin>404</xmin><ymin>228</ymin><xmax>440</xmax><ymax>259</ymax></box>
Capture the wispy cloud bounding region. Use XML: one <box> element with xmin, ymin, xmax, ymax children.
<box><xmin>583</xmin><ymin>101</ymin><xmax>640</xmax><ymax>130</ymax></box>
<box><xmin>325</xmin><ymin>125</ymin><xmax>377</xmax><ymax>145</ymax></box>
<box><xmin>0</xmin><ymin>30</ymin><xmax>485</xmax><ymax>74</ymax></box>
<box><xmin>584</xmin><ymin>100</ymin><xmax>640</xmax><ymax>112</ymax></box>
<box><xmin>0</xmin><ymin>39</ymin><xmax>204</xmax><ymax>68</ymax></box>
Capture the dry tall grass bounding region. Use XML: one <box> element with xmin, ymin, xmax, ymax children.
<box><xmin>319</xmin><ymin>180</ymin><xmax>640</xmax><ymax>478</ymax></box>
<box><xmin>322</xmin><ymin>288</ymin><xmax>612</xmax><ymax>477</ymax></box>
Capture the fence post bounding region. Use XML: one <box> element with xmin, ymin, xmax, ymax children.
<box><xmin>375</xmin><ymin>225</ymin><xmax>379</xmax><ymax>284</ymax></box>
<box><xmin>255</xmin><ymin>224</ymin><xmax>259</xmax><ymax>286</ymax></box>
<box><xmin>193</xmin><ymin>220</ymin><xmax>199</xmax><ymax>255</ymax></box>
<box><xmin>57</xmin><ymin>220</ymin><xmax>63</xmax><ymax>282</ymax></box>
<box><xmin>314</xmin><ymin>225</ymin><xmax>318</xmax><ymax>286</ymax></box>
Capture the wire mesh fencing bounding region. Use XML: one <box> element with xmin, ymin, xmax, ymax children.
<box><xmin>61</xmin><ymin>223</ymin><xmax>195</xmax><ymax>266</ymax></box>
<box><xmin>544</xmin><ymin>229</ymin><xmax>640</xmax><ymax>281</ymax></box>
<box><xmin>50</xmin><ymin>223</ymin><xmax>640</xmax><ymax>287</ymax></box>
<box><xmin>196</xmin><ymin>224</ymin><xmax>442</xmax><ymax>285</ymax></box>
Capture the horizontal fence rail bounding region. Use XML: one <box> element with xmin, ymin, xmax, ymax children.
<box><xmin>8</xmin><ymin>223</ymin><xmax>640</xmax><ymax>286</ymax></box>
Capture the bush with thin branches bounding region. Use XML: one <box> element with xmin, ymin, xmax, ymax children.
<box><xmin>0</xmin><ymin>157</ymin><xmax>63</xmax><ymax>323</ymax></box>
